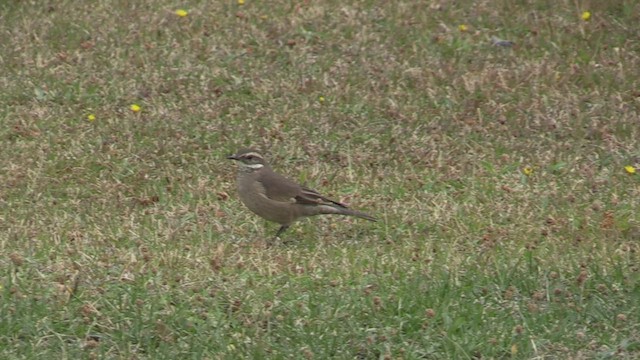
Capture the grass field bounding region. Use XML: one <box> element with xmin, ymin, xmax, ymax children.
<box><xmin>1</xmin><ymin>0</ymin><xmax>639</xmax><ymax>358</ymax></box>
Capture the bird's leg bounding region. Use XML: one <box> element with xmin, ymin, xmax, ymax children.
<box><xmin>271</xmin><ymin>225</ymin><xmax>290</xmax><ymax>243</ymax></box>
<box><xmin>266</xmin><ymin>225</ymin><xmax>289</xmax><ymax>247</ymax></box>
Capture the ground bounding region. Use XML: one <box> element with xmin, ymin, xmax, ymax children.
<box><xmin>1</xmin><ymin>0</ymin><xmax>639</xmax><ymax>358</ymax></box>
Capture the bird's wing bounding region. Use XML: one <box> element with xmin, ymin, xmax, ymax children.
<box><xmin>257</xmin><ymin>169</ymin><xmax>346</xmax><ymax>208</ymax></box>
<box><xmin>256</xmin><ymin>169</ymin><xmax>304</xmax><ymax>202</ymax></box>
<box><xmin>297</xmin><ymin>186</ymin><xmax>347</xmax><ymax>208</ymax></box>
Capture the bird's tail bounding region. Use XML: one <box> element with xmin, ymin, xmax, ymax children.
<box><xmin>316</xmin><ymin>204</ymin><xmax>377</xmax><ymax>222</ymax></box>
<box><xmin>341</xmin><ymin>208</ymin><xmax>377</xmax><ymax>222</ymax></box>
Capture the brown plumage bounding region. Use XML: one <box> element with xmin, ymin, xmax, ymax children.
<box><xmin>227</xmin><ymin>148</ymin><xmax>376</xmax><ymax>240</ymax></box>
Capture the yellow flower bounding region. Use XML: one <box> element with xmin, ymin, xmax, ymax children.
<box><xmin>319</xmin><ymin>96</ymin><xmax>325</xmax><ymax>103</ymax></box>
<box><xmin>130</xmin><ymin>104</ymin><xmax>141</xmax><ymax>113</ymax></box>
<box><xmin>458</xmin><ymin>24</ymin><xmax>468</xmax><ymax>32</ymax></box>
<box><xmin>581</xmin><ymin>11</ymin><xmax>591</xmax><ymax>21</ymax></box>
<box><xmin>625</xmin><ymin>165</ymin><xmax>636</xmax><ymax>174</ymax></box>
<box><xmin>238</xmin><ymin>0</ymin><xmax>245</xmax><ymax>5</ymax></box>
<box><xmin>87</xmin><ymin>114</ymin><xmax>96</xmax><ymax>122</ymax></box>
<box><xmin>523</xmin><ymin>166</ymin><xmax>533</xmax><ymax>176</ymax></box>
<box><xmin>175</xmin><ymin>9</ymin><xmax>188</xmax><ymax>17</ymax></box>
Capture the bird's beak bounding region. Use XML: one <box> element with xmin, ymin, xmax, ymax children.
<box><xmin>227</xmin><ymin>154</ymin><xmax>238</xmax><ymax>161</ymax></box>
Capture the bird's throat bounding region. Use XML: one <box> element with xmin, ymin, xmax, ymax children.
<box><xmin>239</xmin><ymin>163</ymin><xmax>264</xmax><ymax>170</ymax></box>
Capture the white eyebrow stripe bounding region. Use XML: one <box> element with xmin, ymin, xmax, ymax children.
<box><xmin>241</xmin><ymin>152</ymin><xmax>263</xmax><ymax>159</ymax></box>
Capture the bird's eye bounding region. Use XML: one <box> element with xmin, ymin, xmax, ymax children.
<box><xmin>246</xmin><ymin>155</ymin><xmax>254</xmax><ymax>160</ymax></box>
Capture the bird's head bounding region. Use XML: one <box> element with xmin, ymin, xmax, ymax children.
<box><xmin>227</xmin><ymin>149</ymin><xmax>267</xmax><ymax>171</ymax></box>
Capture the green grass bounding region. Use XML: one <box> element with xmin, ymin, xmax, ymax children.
<box><xmin>1</xmin><ymin>0</ymin><xmax>639</xmax><ymax>358</ymax></box>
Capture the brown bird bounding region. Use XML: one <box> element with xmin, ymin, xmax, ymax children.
<box><xmin>227</xmin><ymin>148</ymin><xmax>376</xmax><ymax>241</ymax></box>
